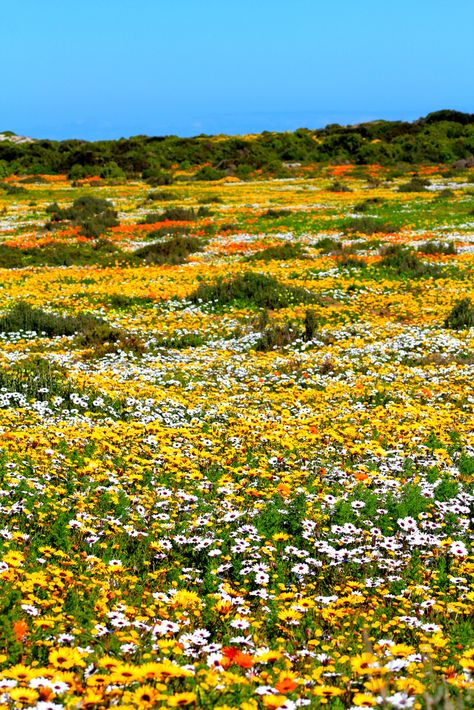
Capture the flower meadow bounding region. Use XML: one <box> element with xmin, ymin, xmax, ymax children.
<box><xmin>0</xmin><ymin>165</ymin><xmax>473</xmax><ymax>708</ymax></box>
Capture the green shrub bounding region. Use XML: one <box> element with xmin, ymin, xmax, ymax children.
<box><xmin>198</xmin><ymin>195</ymin><xmax>223</xmax><ymax>204</ymax></box>
<box><xmin>194</xmin><ymin>166</ymin><xmax>226</xmax><ymax>181</ymax></box>
<box><xmin>147</xmin><ymin>191</ymin><xmax>176</xmax><ymax>202</ymax></box>
<box><xmin>343</xmin><ymin>217</ymin><xmax>396</xmax><ymax>235</ymax></box>
<box><xmin>190</xmin><ymin>272</ymin><xmax>317</xmax><ymax>309</ymax></box>
<box><xmin>144</xmin><ymin>171</ymin><xmax>174</xmax><ymax>186</ymax></box>
<box><xmin>255</xmin><ymin>321</ymin><xmax>301</xmax><ymax>351</ymax></box>
<box><xmin>0</xmin><ymin>240</ymin><xmax>121</xmax><ymax>268</ymax></box>
<box><xmin>418</xmin><ymin>241</ymin><xmax>457</xmax><ymax>256</ymax></box>
<box><xmin>46</xmin><ymin>196</ymin><xmax>118</xmax><ymax>238</ymax></box>
<box><xmin>435</xmin><ymin>188</ymin><xmax>455</xmax><ymax>199</ymax></box>
<box><xmin>315</xmin><ymin>237</ymin><xmax>338</xmax><ymax>252</ymax></box>
<box><xmin>0</xmin><ymin>302</ymin><xmax>144</xmax><ymax>355</ymax></box>
<box><xmin>1</xmin><ymin>184</ymin><xmax>28</xmax><ymax>195</ymax></box>
<box><xmin>261</xmin><ymin>208</ymin><xmax>292</xmax><ymax>218</ymax></box>
<box><xmin>304</xmin><ymin>309</ymin><xmax>319</xmax><ymax>341</ymax></box>
<box><xmin>0</xmin><ymin>302</ymin><xmax>104</xmax><ymax>337</ymax></box>
<box><xmin>444</xmin><ymin>297</ymin><xmax>474</xmax><ymax>330</ymax></box>
<box><xmin>246</xmin><ymin>242</ymin><xmax>307</xmax><ymax>262</ymax></box>
<box><xmin>328</xmin><ymin>180</ymin><xmax>352</xmax><ymax>192</ymax></box>
<box><xmin>398</xmin><ymin>177</ymin><xmax>430</xmax><ymax>192</ymax></box>
<box><xmin>378</xmin><ymin>244</ymin><xmax>440</xmax><ymax>277</ymax></box>
<box><xmin>353</xmin><ymin>197</ymin><xmax>384</xmax><ymax>213</ymax></box>
<box><xmin>133</xmin><ymin>236</ymin><xmax>204</xmax><ymax>265</ymax></box>
<box><xmin>150</xmin><ymin>207</ymin><xmax>210</xmax><ymax>222</ymax></box>
<box><xmin>337</xmin><ymin>255</ymin><xmax>367</xmax><ymax>269</ymax></box>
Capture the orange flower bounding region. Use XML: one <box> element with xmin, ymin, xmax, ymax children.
<box><xmin>13</xmin><ymin>620</ymin><xmax>29</xmax><ymax>642</ymax></box>
<box><xmin>233</xmin><ymin>651</ymin><xmax>254</xmax><ymax>668</ymax></box>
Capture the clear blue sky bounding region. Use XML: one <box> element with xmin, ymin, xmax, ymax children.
<box><xmin>1</xmin><ymin>0</ymin><xmax>473</xmax><ymax>140</ymax></box>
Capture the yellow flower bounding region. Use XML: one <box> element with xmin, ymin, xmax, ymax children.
<box><xmin>351</xmin><ymin>653</ymin><xmax>380</xmax><ymax>675</ymax></box>
<box><xmin>261</xmin><ymin>696</ymin><xmax>288</xmax><ymax>709</ymax></box>
<box><xmin>49</xmin><ymin>647</ymin><xmax>85</xmax><ymax>669</ymax></box>
<box><xmin>167</xmin><ymin>692</ymin><xmax>197</xmax><ymax>707</ymax></box>
<box><xmin>352</xmin><ymin>693</ymin><xmax>377</xmax><ymax>706</ymax></box>
<box><xmin>8</xmin><ymin>687</ymin><xmax>39</xmax><ymax>705</ymax></box>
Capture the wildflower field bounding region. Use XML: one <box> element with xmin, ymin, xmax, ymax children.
<box><xmin>0</xmin><ymin>165</ymin><xmax>473</xmax><ymax>709</ymax></box>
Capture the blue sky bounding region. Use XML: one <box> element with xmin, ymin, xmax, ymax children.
<box><xmin>1</xmin><ymin>0</ymin><xmax>473</xmax><ymax>140</ymax></box>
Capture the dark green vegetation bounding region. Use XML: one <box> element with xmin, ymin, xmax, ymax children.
<box><xmin>444</xmin><ymin>297</ymin><xmax>474</xmax><ymax>330</ymax></box>
<box><xmin>45</xmin><ymin>196</ymin><xmax>119</xmax><ymax>238</ymax></box>
<box><xmin>253</xmin><ymin>308</ymin><xmax>320</xmax><ymax>351</ymax></box>
<box><xmin>378</xmin><ymin>244</ymin><xmax>441</xmax><ymax>278</ymax></box>
<box><xmin>1</xmin><ymin>110</ymin><xmax>473</xmax><ymax>178</ymax></box>
<box><xmin>190</xmin><ymin>272</ymin><xmax>319</xmax><ymax>309</ymax></box>
<box><xmin>133</xmin><ymin>236</ymin><xmax>204</xmax><ymax>265</ymax></box>
<box><xmin>246</xmin><ymin>242</ymin><xmax>307</xmax><ymax>262</ymax></box>
<box><xmin>0</xmin><ymin>302</ymin><xmax>144</xmax><ymax>356</ymax></box>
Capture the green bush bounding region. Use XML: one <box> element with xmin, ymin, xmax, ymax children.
<box><xmin>190</xmin><ymin>272</ymin><xmax>317</xmax><ymax>309</ymax></box>
<box><xmin>0</xmin><ymin>240</ymin><xmax>121</xmax><ymax>268</ymax></box>
<box><xmin>337</xmin><ymin>255</ymin><xmax>367</xmax><ymax>269</ymax></box>
<box><xmin>315</xmin><ymin>237</ymin><xmax>338</xmax><ymax>253</ymax></box>
<box><xmin>444</xmin><ymin>298</ymin><xmax>474</xmax><ymax>330</ymax></box>
<box><xmin>328</xmin><ymin>180</ymin><xmax>352</xmax><ymax>192</ymax></box>
<box><xmin>418</xmin><ymin>241</ymin><xmax>457</xmax><ymax>255</ymax></box>
<box><xmin>0</xmin><ymin>302</ymin><xmax>104</xmax><ymax>337</ymax></box>
<box><xmin>194</xmin><ymin>166</ymin><xmax>226</xmax><ymax>181</ymax></box>
<box><xmin>261</xmin><ymin>208</ymin><xmax>292</xmax><ymax>219</ymax></box>
<box><xmin>255</xmin><ymin>321</ymin><xmax>301</xmax><ymax>351</ymax></box>
<box><xmin>246</xmin><ymin>242</ymin><xmax>307</xmax><ymax>262</ymax></box>
<box><xmin>353</xmin><ymin>198</ymin><xmax>384</xmax><ymax>213</ymax></box>
<box><xmin>398</xmin><ymin>177</ymin><xmax>430</xmax><ymax>192</ymax></box>
<box><xmin>378</xmin><ymin>244</ymin><xmax>440</xmax><ymax>277</ymax></box>
<box><xmin>147</xmin><ymin>191</ymin><xmax>176</xmax><ymax>202</ymax></box>
<box><xmin>343</xmin><ymin>217</ymin><xmax>396</xmax><ymax>235</ymax></box>
<box><xmin>133</xmin><ymin>236</ymin><xmax>204</xmax><ymax>265</ymax></box>
<box><xmin>143</xmin><ymin>171</ymin><xmax>174</xmax><ymax>186</ymax></box>
<box><xmin>198</xmin><ymin>195</ymin><xmax>223</xmax><ymax>204</ymax></box>
<box><xmin>149</xmin><ymin>207</ymin><xmax>209</xmax><ymax>222</ymax></box>
<box><xmin>46</xmin><ymin>196</ymin><xmax>118</xmax><ymax>238</ymax></box>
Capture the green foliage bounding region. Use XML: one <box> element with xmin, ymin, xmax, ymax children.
<box><xmin>443</xmin><ymin>297</ymin><xmax>474</xmax><ymax>330</ymax></box>
<box><xmin>337</xmin><ymin>255</ymin><xmax>367</xmax><ymax>269</ymax></box>
<box><xmin>353</xmin><ymin>197</ymin><xmax>384</xmax><ymax>212</ymax></box>
<box><xmin>46</xmin><ymin>196</ymin><xmax>119</xmax><ymax>238</ymax></box>
<box><xmin>133</xmin><ymin>236</ymin><xmax>204</xmax><ymax>265</ymax></box>
<box><xmin>190</xmin><ymin>272</ymin><xmax>318</xmax><ymax>309</ymax></box>
<box><xmin>0</xmin><ymin>301</ymin><xmax>104</xmax><ymax>337</ymax></box>
<box><xmin>343</xmin><ymin>216</ymin><xmax>396</xmax><ymax>235</ymax></box>
<box><xmin>398</xmin><ymin>177</ymin><xmax>431</xmax><ymax>192</ymax></box>
<box><xmin>146</xmin><ymin>206</ymin><xmax>210</xmax><ymax>222</ymax></box>
<box><xmin>378</xmin><ymin>244</ymin><xmax>440</xmax><ymax>277</ymax></box>
<box><xmin>315</xmin><ymin>237</ymin><xmax>338</xmax><ymax>252</ymax></box>
<box><xmin>328</xmin><ymin>179</ymin><xmax>352</xmax><ymax>192</ymax></box>
<box><xmin>194</xmin><ymin>166</ymin><xmax>226</xmax><ymax>181</ymax></box>
<box><xmin>2</xmin><ymin>111</ymin><xmax>474</xmax><ymax>179</ymax></box>
<box><xmin>0</xmin><ymin>240</ymin><xmax>121</xmax><ymax>268</ymax></box>
<box><xmin>418</xmin><ymin>241</ymin><xmax>457</xmax><ymax>255</ymax></box>
<box><xmin>147</xmin><ymin>190</ymin><xmax>176</xmax><ymax>202</ymax></box>
<box><xmin>246</xmin><ymin>242</ymin><xmax>307</xmax><ymax>262</ymax></box>
<box><xmin>261</xmin><ymin>208</ymin><xmax>292</xmax><ymax>218</ymax></box>
<box><xmin>143</xmin><ymin>170</ymin><xmax>174</xmax><ymax>186</ymax></box>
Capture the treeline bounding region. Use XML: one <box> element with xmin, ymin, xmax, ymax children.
<box><xmin>1</xmin><ymin>109</ymin><xmax>473</xmax><ymax>180</ymax></box>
